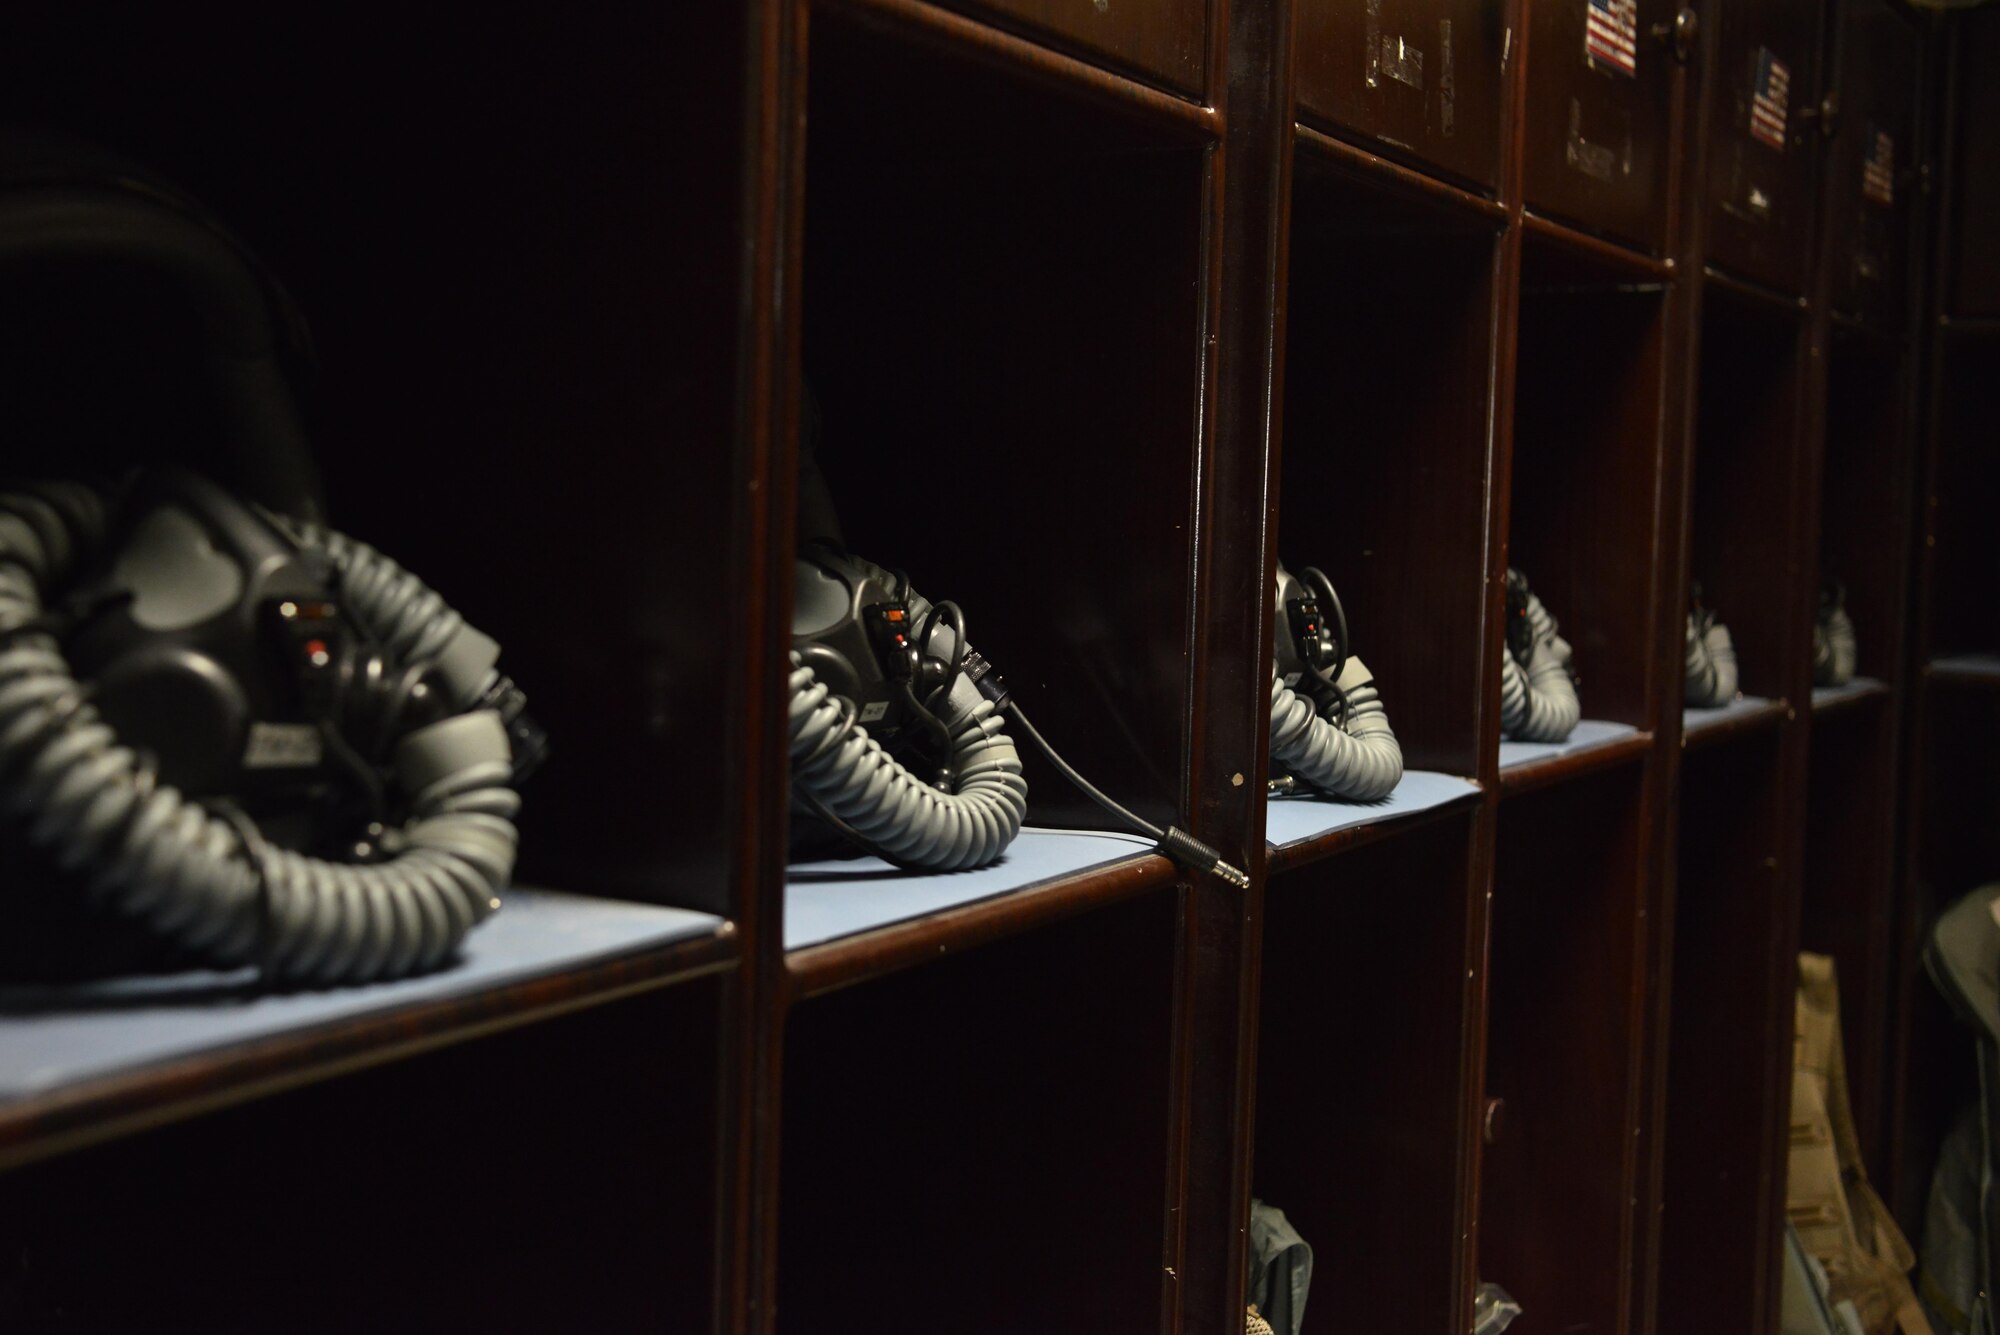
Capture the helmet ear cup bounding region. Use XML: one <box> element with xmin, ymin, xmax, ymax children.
<box><xmin>1273</xmin><ymin>561</ymin><xmax>1348</xmax><ymax>693</ymax></box>
<box><xmin>1505</xmin><ymin>567</ymin><xmax>1534</xmax><ymax>667</ymax></box>
<box><xmin>1296</xmin><ymin>565</ymin><xmax>1348</xmax><ymax>685</ymax></box>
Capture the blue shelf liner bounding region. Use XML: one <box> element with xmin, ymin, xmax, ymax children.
<box><xmin>1811</xmin><ymin>677</ymin><xmax>1886</xmax><ymax>710</ymax></box>
<box><xmin>1683</xmin><ymin>694</ymin><xmax>1778</xmax><ymax>737</ymax></box>
<box><xmin>0</xmin><ymin>888</ymin><xmax>724</xmax><ymax>1105</ymax></box>
<box><xmin>785</xmin><ymin>826</ymin><xmax>1159</xmax><ymax>952</ymax></box>
<box><xmin>1265</xmin><ymin>770</ymin><xmax>1481</xmax><ymax>849</ymax></box>
<box><xmin>1933</xmin><ymin>653</ymin><xmax>2000</xmax><ymax>679</ymax></box>
<box><xmin>1497</xmin><ymin>718</ymin><xmax>1640</xmax><ymax>770</ymax></box>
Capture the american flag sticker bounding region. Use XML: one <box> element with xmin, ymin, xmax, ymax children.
<box><xmin>1585</xmin><ymin>0</ymin><xmax>1638</xmax><ymax>78</ymax></box>
<box><xmin>1863</xmin><ymin>126</ymin><xmax>1895</xmax><ymax>206</ymax></box>
<box><xmin>1750</xmin><ymin>48</ymin><xmax>1790</xmax><ymax>150</ymax></box>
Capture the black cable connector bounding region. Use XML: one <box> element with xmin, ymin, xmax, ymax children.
<box><xmin>1155</xmin><ymin>824</ymin><xmax>1252</xmax><ymax>890</ymax></box>
<box><xmin>1001</xmin><ymin>697</ymin><xmax>1250</xmax><ymax>890</ymax></box>
<box><xmin>963</xmin><ymin>649</ymin><xmax>1010</xmax><ymax>709</ymax></box>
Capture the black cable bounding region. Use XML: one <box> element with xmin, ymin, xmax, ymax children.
<box><xmin>896</xmin><ymin>679</ymin><xmax>954</xmax><ymax>784</ymax></box>
<box><xmin>1001</xmin><ymin>699</ymin><xmax>1249</xmax><ymax>889</ymax></box>
<box><xmin>1299</xmin><ymin>565</ymin><xmax>1349</xmax><ymax>684</ymax></box>
<box><xmin>917</xmin><ymin>599</ymin><xmax>968</xmax><ymax>717</ymax></box>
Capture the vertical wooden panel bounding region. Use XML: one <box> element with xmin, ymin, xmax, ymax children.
<box><xmin>1173</xmin><ymin>0</ymin><xmax>1293</xmax><ymax>1327</ymax></box>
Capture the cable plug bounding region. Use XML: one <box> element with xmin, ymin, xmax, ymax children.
<box><xmin>1155</xmin><ymin>825</ymin><xmax>1250</xmax><ymax>889</ymax></box>
<box><xmin>476</xmin><ymin>674</ymin><xmax>548</xmax><ymax>785</ymax></box>
<box><xmin>962</xmin><ymin>649</ymin><xmax>1010</xmax><ymax>709</ymax></box>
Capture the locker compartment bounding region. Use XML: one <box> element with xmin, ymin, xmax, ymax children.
<box><xmin>0</xmin><ymin>5</ymin><xmax>753</xmax><ymax>917</ymax></box>
<box><xmin>1283</xmin><ymin>168</ymin><xmax>1502</xmax><ymax>776</ymax></box>
<box><xmin>1484</xmin><ymin>770</ymin><xmax>1649</xmax><ymax>1334</ymax></box>
<box><xmin>1689</xmin><ymin>288</ymin><xmax>1809</xmax><ymax>703</ymax></box>
<box><xmin>1951</xmin><ymin>8</ymin><xmax>2000</xmax><ymax>314</ymax></box>
<box><xmin>801</xmin><ymin>13</ymin><xmax>1206</xmax><ymax>832</ymax></box>
<box><xmin>1295</xmin><ymin>0</ymin><xmax>1509</xmax><ymax>190</ymax></box>
<box><xmin>926</xmin><ymin>0</ymin><xmax>1206</xmax><ymax>96</ymax></box>
<box><xmin>777</xmin><ymin>892</ymin><xmax>1177</xmax><ymax>1333</ymax></box>
<box><xmin>1255</xmin><ymin>820</ymin><xmax>1480</xmax><ymax>1333</ymax></box>
<box><xmin>1522</xmin><ymin>0</ymin><xmax>1679</xmax><ymax>252</ymax></box>
<box><xmin>1702</xmin><ymin>0</ymin><xmax>1822</xmax><ymax>294</ymax></box>
<box><xmin>1827</xmin><ymin>0</ymin><xmax>1923</xmax><ymax>327</ymax></box>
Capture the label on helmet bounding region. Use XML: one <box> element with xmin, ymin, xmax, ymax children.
<box><xmin>243</xmin><ymin>722</ymin><xmax>324</xmax><ymax>769</ymax></box>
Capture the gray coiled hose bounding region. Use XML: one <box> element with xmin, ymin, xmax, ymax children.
<box><xmin>1269</xmin><ymin>658</ymin><xmax>1403</xmax><ymax>801</ymax></box>
<box><xmin>788</xmin><ymin>566</ymin><xmax>1027</xmax><ymax>872</ymax></box>
<box><xmin>1685</xmin><ymin>612</ymin><xmax>1739</xmax><ymax>706</ymax></box>
<box><xmin>1813</xmin><ymin>597</ymin><xmax>1856</xmax><ymax>687</ymax></box>
<box><xmin>0</xmin><ymin>487</ymin><xmax>519</xmax><ymax>983</ymax></box>
<box><xmin>1500</xmin><ymin>589</ymin><xmax>1581</xmax><ymax>742</ymax></box>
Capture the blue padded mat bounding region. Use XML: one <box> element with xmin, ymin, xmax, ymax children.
<box><xmin>1265</xmin><ymin>770</ymin><xmax>1481</xmax><ymax>849</ymax></box>
<box><xmin>1683</xmin><ymin>694</ymin><xmax>1777</xmax><ymax>737</ymax></box>
<box><xmin>1933</xmin><ymin>653</ymin><xmax>2000</xmax><ymax>680</ymax></box>
<box><xmin>0</xmin><ymin>888</ymin><xmax>724</xmax><ymax>1104</ymax></box>
<box><xmin>785</xmin><ymin>827</ymin><xmax>1158</xmax><ymax>952</ymax></box>
<box><xmin>1811</xmin><ymin>677</ymin><xmax>1885</xmax><ymax>710</ymax></box>
<box><xmin>1497</xmin><ymin>718</ymin><xmax>1640</xmax><ymax>770</ymax></box>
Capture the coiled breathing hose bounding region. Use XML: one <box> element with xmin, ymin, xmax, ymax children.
<box><xmin>1500</xmin><ymin>584</ymin><xmax>1581</xmax><ymax>742</ymax></box>
<box><xmin>787</xmin><ymin>560</ymin><xmax>1026</xmax><ymax>872</ymax></box>
<box><xmin>788</xmin><ymin>650</ymin><xmax>1028</xmax><ymax>873</ymax></box>
<box><xmin>0</xmin><ymin>486</ymin><xmax>520</xmax><ymax>984</ymax></box>
<box><xmin>1813</xmin><ymin>585</ymin><xmax>1856</xmax><ymax>687</ymax></box>
<box><xmin>1269</xmin><ymin>659</ymin><xmax>1403</xmax><ymax>801</ymax></box>
<box><xmin>1684</xmin><ymin>610</ymin><xmax>1740</xmax><ymax>706</ymax></box>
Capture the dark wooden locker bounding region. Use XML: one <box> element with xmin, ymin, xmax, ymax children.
<box><xmin>1826</xmin><ymin>0</ymin><xmax>1921</xmax><ymax>326</ymax></box>
<box><xmin>927</xmin><ymin>0</ymin><xmax>1207</xmax><ymax>95</ymax></box>
<box><xmin>1950</xmin><ymin>9</ymin><xmax>2000</xmax><ymax>314</ymax></box>
<box><xmin>1522</xmin><ymin>0</ymin><xmax>1678</xmax><ymax>251</ymax></box>
<box><xmin>1702</xmin><ymin>0</ymin><xmax>1822</xmax><ymax>294</ymax></box>
<box><xmin>1294</xmin><ymin>0</ymin><xmax>1509</xmax><ymax>189</ymax></box>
